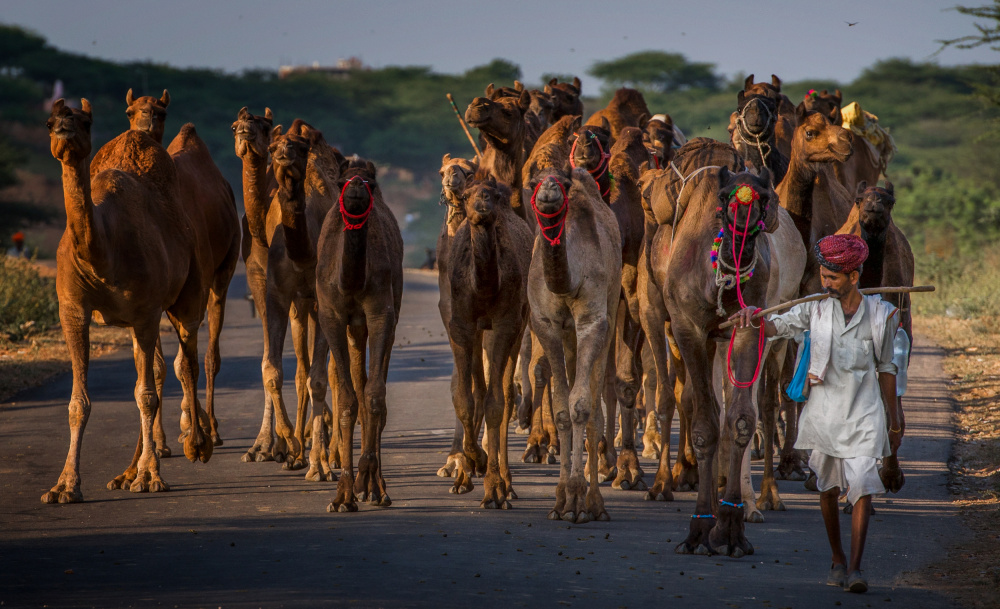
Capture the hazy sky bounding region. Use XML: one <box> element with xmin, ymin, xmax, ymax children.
<box><xmin>2</xmin><ymin>0</ymin><xmax>996</xmax><ymax>89</ymax></box>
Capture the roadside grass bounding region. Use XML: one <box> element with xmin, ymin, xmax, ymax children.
<box><xmin>0</xmin><ymin>253</ymin><xmax>59</xmax><ymax>342</ymax></box>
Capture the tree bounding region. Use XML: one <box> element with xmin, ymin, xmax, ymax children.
<box><xmin>588</xmin><ymin>51</ymin><xmax>721</xmax><ymax>94</ymax></box>
<box><xmin>938</xmin><ymin>1</ymin><xmax>1000</xmax><ymax>50</ymax></box>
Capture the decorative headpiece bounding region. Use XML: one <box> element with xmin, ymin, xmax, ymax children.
<box><xmin>814</xmin><ymin>234</ymin><xmax>868</xmax><ymax>273</ymax></box>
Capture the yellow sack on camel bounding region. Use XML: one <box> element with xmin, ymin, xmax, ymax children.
<box><xmin>841</xmin><ymin>101</ymin><xmax>897</xmax><ymax>167</ymax></box>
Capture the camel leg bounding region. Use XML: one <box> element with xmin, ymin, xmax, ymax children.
<box><xmin>354</xmin><ymin>312</ymin><xmax>394</xmax><ymax>507</ymax></box>
<box><xmin>471</xmin><ymin>338</ymin><xmax>488</xmax><ymax>476</ymax></box>
<box><xmin>515</xmin><ymin>328</ymin><xmax>533</xmax><ymax>433</ymax></box>
<box><xmin>500</xmin><ymin>322</ymin><xmax>525</xmax><ymax>499</ymax></box>
<box><xmin>151</xmin><ymin>337</ymin><xmax>170</xmax><ymax>458</ymax></box>
<box><xmin>437</xmin><ymin>418</ymin><xmax>465</xmax><ymax>478</ymax></box>
<box><xmin>169</xmin><ymin>316</ymin><xmax>213</xmax><ymax>465</ymax></box>
<box><xmin>639</xmin><ymin>340</ymin><xmax>662</xmax><ymax>459</ymax></box>
<box><xmin>260</xmin><ymin>288</ymin><xmax>302</xmax><ymax>466</ymax></box>
<box><xmin>289</xmin><ymin>300</ymin><xmax>311</xmax><ymax>462</ymax></box>
<box><xmin>522</xmin><ymin>333</ymin><xmax>555</xmax><ymax>464</ymax></box>
<box><xmin>637</xmin><ymin>276</ymin><xmax>674</xmax><ymax>501</ymax></box>
<box><xmin>203</xmin><ymin>276</ymin><xmax>231</xmax><ymax>447</ymax></box>
<box><xmin>597</xmin><ymin>322</ymin><xmax>618</xmax><ymax>483</ymax></box>
<box><xmin>573</xmin><ymin>316</ymin><xmax>613</xmax><ymax>523</ymax></box>
<box><xmin>757</xmin><ymin>346</ymin><xmax>786</xmax><ymax>512</ymax></box>
<box><xmin>533</xmin><ymin>319</ymin><xmax>574</xmax><ymax>522</ymax></box>
<box><xmin>776</xmin><ymin>347</ymin><xmax>807</xmax><ymax>480</ymax></box>
<box><xmin>324</xmin><ymin>317</ymin><xmax>360</xmax><ymax>513</ymax></box>
<box><xmin>480</xmin><ymin>326</ymin><xmax>520</xmax><ymax>509</ymax></box>
<box><xmin>42</xmin><ymin>306</ymin><xmax>93</xmax><ymax>504</ymax></box>
<box><xmin>242</xmin><ymin>242</ymin><xmax>276</xmax><ymax>463</ymax></box>
<box><xmin>326</xmin><ymin>357</ymin><xmax>341</xmax><ymax>470</ymax></box>
<box><xmin>447</xmin><ymin>322</ymin><xmax>478</xmax><ymax>495</ymax></box>
<box><xmin>613</xmin><ymin>295</ymin><xmax>645</xmax><ymax>491</ymax></box>
<box><xmin>670</xmin><ymin>330</ymin><xmax>698</xmax><ymax>492</ymax></box>
<box><xmin>305</xmin><ymin>310</ymin><xmax>334</xmax><ymax>482</ymax></box>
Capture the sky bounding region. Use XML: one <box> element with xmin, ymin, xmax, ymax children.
<box><xmin>1</xmin><ymin>0</ymin><xmax>997</xmax><ymax>90</ymax></box>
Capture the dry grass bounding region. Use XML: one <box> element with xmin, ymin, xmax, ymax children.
<box><xmin>908</xmin><ymin>315</ymin><xmax>1000</xmax><ymax>606</ymax></box>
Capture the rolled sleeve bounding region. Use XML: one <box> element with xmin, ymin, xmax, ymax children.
<box><xmin>769</xmin><ymin>302</ymin><xmax>812</xmax><ymax>341</ymax></box>
<box><xmin>876</xmin><ymin>310</ymin><xmax>899</xmax><ymax>375</ymax></box>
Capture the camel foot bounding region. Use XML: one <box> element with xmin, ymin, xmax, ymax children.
<box><xmin>107</xmin><ymin>471</ymin><xmax>135</xmax><ymax>491</ymax></box>
<box><xmin>756</xmin><ymin>482</ymin><xmax>786</xmax><ymax>512</ymax></box>
<box><xmin>354</xmin><ymin>452</ymin><xmax>390</xmax><ymax>507</ymax></box>
<box><xmin>41</xmin><ymin>477</ymin><xmax>83</xmax><ymax>504</ymax></box>
<box><xmin>328</xmin><ymin>473</ymin><xmax>358</xmax><ymax>513</ymax></box>
<box><xmin>183</xmin><ymin>432</ymin><xmax>214</xmax><ymax>464</ymax></box>
<box><xmin>776</xmin><ymin>457</ymin><xmax>807</xmax><ymax>481</ymax></box>
<box><xmin>271</xmin><ymin>434</ymin><xmax>300</xmax><ymax>465</ymax></box>
<box><xmin>480</xmin><ymin>471</ymin><xmax>511</xmax><ymax>510</ymax></box>
<box><xmin>744</xmin><ymin>507</ymin><xmax>764</xmax><ymax>524</ymax></box>
<box><xmin>212</xmin><ymin>433</ymin><xmax>223</xmax><ymax>447</ymax></box>
<box><xmin>880</xmin><ymin>455</ymin><xmax>905</xmax><ymax>493</ymax></box>
<box><xmin>551</xmin><ymin>475</ymin><xmax>590</xmax><ymax>523</ymax></box>
<box><xmin>305</xmin><ymin>420</ymin><xmax>333</xmax><ymax>481</ymax></box>
<box><xmin>514</xmin><ymin>425</ymin><xmax>530</xmax><ymax>435</ymax></box>
<box><xmin>613</xmin><ymin>448</ymin><xmax>646</xmax><ymax>491</ymax></box>
<box><xmin>450</xmin><ymin>455</ymin><xmax>475</xmax><ymax>494</ymax></box>
<box><xmin>672</xmin><ymin>460</ymin><xmax>699</xmax><ymax>492</ymax></box>
<box><xmin>803</xmin><ymin>472</ymin><xmax>819</xmax><ymax>492</ymax></box>
<box><xmin>585</xmin><ymin>485</ymin><xmax>610</xmax><ymax>522</ymax></box>
<box><xmin>155</xmin><ymin>444</ymin><xmax>172</xmax><ymax>459</ymax></box>
<box><xmin>474</xmin><ymin>446</ymin><xmax>488</xmax><ymax>477</ymax></box>
<box><xmin>709</xmin><ymin>503</ymin><xmax>755</xmax><ymax>557</ymax></box>
<box><xmin>750</xmin><ymin>427</ymin><xmax>764</xmax><ymax>461</ymax></box>
<box><xmin>676</xmin><ymin>516</ymin><xmax>715</xmax><ymax>555</ymax></box>
<box><xmin>282</xmin><ymin>457</ymin><xmax>306</xmax><ymax>471</ymax></box>
<box><xmin>507</xmin><ymin>488</ymin><xmax>518</xmax><ymax>501</ymax></box>
<box><xmin>645</xmin><ymin>470</ymin><xmax>675</xmax><ymax>501</ymax></box>
<box><xmin>127</xmin><ymin>469</ymin><xmax>170</xmax><ymax>494</ymax></box>
<box><xmin>641</xmin><ymin>442</ymin><xmax>661</xmax><ymax>460</ymax></box>
<box><xmin>437</xmin><ymin>453</ymin><xmax>462</xmax><ymax>478</ymax></box>
<box><xmin>522</xmin><ymin>441</ymin><xmax>550</xmax><ymax>465</ymax></box>
<box><xmin>595</xmin><ymin>437</ymin><xmax>617</xmax><ymax>484</ymax></box>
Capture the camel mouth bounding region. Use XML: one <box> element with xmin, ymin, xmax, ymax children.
<box><xmin>274</xmin><ymin>156</ymin><xmax>297</xmax><ymax>167</ymax></box>
<box><xmin>53</xmin><ymin>128</ymin><xmax>76</xmax><ymax>140</ymax></box>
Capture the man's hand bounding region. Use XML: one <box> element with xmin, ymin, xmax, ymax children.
<box><xmin>729</xmin><ymin>306</ymin><xmax>758</xmax><ymax>329</ymax></box>
<box><xmin>888</xmin><ymin>428</ymin><xmax>902</xmax><ymax>454</ymax></box>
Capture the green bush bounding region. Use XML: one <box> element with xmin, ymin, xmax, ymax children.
<box><xmin>0</xmin><ymin>254</ymin><xmax>59</xmax><ymax>341</ymax></box>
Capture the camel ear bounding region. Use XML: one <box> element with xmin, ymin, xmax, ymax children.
<box><xmin>514</xmin><ymin>80</ymin><xmax>524</xmax><ymax>92</ymax></box>
<box><xmin>856</xmin><ymin>181</ymin><xmax>868</xmax><ymax>198</ymax></box>
<box><xmin>737</xmin><ymin>90</ymin><xmax>746</xmax><ymax>105</ymax></box>
<box><xmin>771</xmin><ymin>74</ymin><xmax>782</xmax><ymax>90</ymax></box>
<box><xmin>834</xmin><ymin>89</ymin><xmax>843</xmax><ymax>104</ymax></box>
<box><xmin>548</xmin><ymin>77</ymin><xmax>558</xmax><ymax>87</ymax></box>
<box><xmin>81</xmin><ymin>98</ymin><xmax>92</xmax><ymax>116</ymax></box>
<box><xmin>518</xmin><ymin>89</ymin><xmax>531</xmax><ymax>112</ymax></box>
<box><xmin>717</xmin><ymin>167</ymin><xmax>731</xmax><ymax>193</ymax></box>
<box><xmin>795</xmin><ymin>102</ymin><xmax>808</xmax><ymax>122</ymax></box>
<box><xmin>600</xmin><ymin>116</ymin><xmax>611</xmax><ymax>132</ymax></box>
<box><xmin>638</xmin><ymin>160</ymin><xmax>650</xmax><ymax>174</ymax></box>
<box><xmin>570</xmin><ymin>115</ymin><xmax>582</xmax><ymax>132</ymax></box>
<box><xmin>637</xmin><ymin>112</ymin><xmax>651</xmax><ymax>129</ymax></box>
<box><xmin>265</xmin><ymin>107</ymin><xmax>273</xmax><ymax>122</ymax></box>
<box><xmin>126</xmin><ymin>88</ymin><xmax>135</xmax><ymax>106</ymax></box>
<box><xmin>573</xmin><ymin>76</ymin><xmax>582</xmax><ymax>91</ymax></box>
<box><xmin>883</xmin><ymin>180</ymin><xmax>894</xmax><ymax>197</ymax></box>
<box><xmin>160</xmin><ymin>90</ymin><xmax>170</xmax><ymax>108</ymax></box>
<box><xmin>485</xmin><ymin>83</ymin><xmax>495</xmax><ymax>98</ymax></box>
<box><xmin>272</xmin><ymin>125</ymin><xmax>283</xmax><ymax>138</ymax></box>
<box><xmin>757</xmin><ymin>166</ymin><xmax>773</xmax><ymax>188</ymax></box>
<box><xmin>238</xmin><ymin>106</ymin><xmax>250</xmax><ymax>119</ymax></box>
<box><xmin>544</xmin><ymin>84</ymin><xmax>553</xmax><ymax>95</ymax></box>
<box><xmin>744</xmin><ymin>74</ymin><xmax>755</xmax><ymax>90</ymax></box>
<box><xmin>365</xmin><ymin>160</ymin><xmax>377</xmax><ymax>177</ymax></box>
<box><xmin>442</xmin><ymin>153</ymin><xmax>452</xmax><ymax>166</ymax></box>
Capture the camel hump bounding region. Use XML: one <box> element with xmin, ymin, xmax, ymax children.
<box><xmin>166</xmin><ymin>123</ymin><xmax>210</xmax><ymax>157</ymax></box>
<box><xmin>92</xmin><ymin>130</ymin><xmax>177</xmax><ymax>199</ymax></box>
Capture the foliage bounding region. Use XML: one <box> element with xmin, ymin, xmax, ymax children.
<box><xmin>0</xmin><ymin>254</ymin><xmax>59</xmax><ymax>342</ymax></box>
<box><xmin>588</xmin><ymin>51</ymin><xmax>721</xmax><ymax>94</ymax></box>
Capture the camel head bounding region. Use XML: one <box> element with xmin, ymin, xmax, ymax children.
<box><xmin>571</xmin><ymin>119</ymin><xmax>612</xmax><ymax>173</ymax></box>
<box><xmin>47</xmin><ymin>98</ymin><xmax>93</xmax><ymax>164</ymax></box>
<box><xmin>269</xmin><ymin>124</ymin><xmax>310</xmax><ymax>196</ymax></box>
<box><xmin>462</xmin><ymin>171</ymin><xmax>510</xmax><ymax>226</ymax></box>
<box><xmin>528</xmin><ymin>168</ymin><xmax>572</xmax><ymax>217</ymax></box>
<box><xmin>439</xmin><ymin>153</ymin><xmax>479</xmax><ymax>202</ymax></box>
<box><xmin>743</xmin><ymin>74</ymin><xmax>784</xmax><ymax>98</ymax></box>
<box><xmin>854</xmin><ymin>180</ymin><xmax>895</xmax><ymax>235</ymax></box>
<box><xmin>803</xmin><ymin>89</ymin><xmax>843</xmax><ymax>126</ymax></box>
<box><xmin>232</xmin><ymin>106</ymin><xmax>274</xmax><ymax>160</ymax></box>
<box><xmin>544</xmin><ymin>77</ymin><xmax>584</xmax><ymax>121</ymax></box>
<box><xmin>465</xmin><ymin>85</ymin><xmax>530</xmax><ymax>141</ymax></box>
<box><xmin>643</xmin><ymin>116</ymin><xmax>675</xmax><ymax>167</ymax></box>
<box><xmin>338</xmin><ymin>158</ymin><xmax>379</xmax><ymax>219</ymax></box>
<box><xmin>716</xmin><ymin>166</ymin><xmax>778</xmax><ymax>236</ymax></box>
<box><xmin>125</xmin><ymin>88</ymin><xmax>169</xmax><ymax>144</ymax></box>
<box><xmin>735</xmin><ymin>84</ymin><xmax>780</xmax><ymax>139</ymax></box>
<box><xmin>528</xmin><ymin>89</ymin><xmax>555</xmax><ymax>125</ymax></box>
<box><xmin>793</xmin><ymin>105</ymin><xmax>853</xmax><ymax>164</ymax></box>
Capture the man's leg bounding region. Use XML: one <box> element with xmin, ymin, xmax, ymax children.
<box><xmin>820</xmin><ymin>487</ymin><xmax>848</xmax><ymax>567</ymax></box>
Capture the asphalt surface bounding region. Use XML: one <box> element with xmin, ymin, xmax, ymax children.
<box><xmin>1</xmin><ymin>268</ymin><xmax>964</xmax><ymax>608</ymax></box>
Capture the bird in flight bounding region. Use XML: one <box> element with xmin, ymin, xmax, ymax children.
<box><xmin>845</xmin><ymin>21</ymin><xmax>859</xmax><ymax>26</ymax></box>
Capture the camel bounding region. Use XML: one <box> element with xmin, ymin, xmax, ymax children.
<box><xmin>466</xmin><ymin>85</ymin><xmax>532</xmax><ymax>222</ymax></box>
<box><xmin>434</xmin><ymin>154</ymin><xmax>487</xmax><ymax>478</ymax></box>
<box><xmin>521</xmin><ymin>114</ymin><xmax>578</xmax><ymax>187</ymax></box>
<box><xmin>836</xmin><ymin>181</ymin><xmax>914</xmax><ymax>495</ymax></box>
<box><xmin>545</xmin><ymin>77</ymin><xmax>584</xmax><ymax>121</ymax></box>
<box><xmin>802</xmin><ymin>89</ymin><xmax>843</xmax><ymax>125</ymax></box>
<box><xmin>43</xmin><ymin>98</ymin><xmax>214</xmax><ymax>503</ymax></box>
<box><xmin>585</xmin><ymin>88</ymin><xmax>651</xmax><ymax>145</ymax></box>
<box><xmin>729</xmin><ymin>83</ymin><xmax>789</xmax><ymax>184</ymax></box>
<box><xmin>123</xmin><ymin>89</ymin><xmax>241</xmax><ymax>451</ymax></box>
<box><xmin>444</xmin><ymin>173</ymin><xmax>532</xmax><ymax>506</ymax></box>
<box><xmin>317</xmin><ymin>158</ymin><xmax>403</xmax><ymax>512</ymax></box>
<box><xmin>527</xmin><ymin>166</ymin><xmax>622</xmax><ymax>523</ymax></box>
<box><xmin>739</xmin><ymin>75</ymin><xmax>797</xmax><ymax>159</ymax></box>
<box><xmin>570</xmin><ymin>119</ymin><xmax>614</xmax><ymax>204</ymax></box>
<box><xmin>643</xmin><ymin>116</ymin><xmax>675</xmax><ymax>169</ymax></box>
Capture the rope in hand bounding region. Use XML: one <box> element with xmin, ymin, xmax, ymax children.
<box><xmin>530</xmin><ymin>178</ymin><xmax>569</xmax><ymax>246</ymax></box>
<box><xmin>339</xmin><ymin>176</ymin><xmax>374</xmax><ymax>231</ymax></box>
<box><xmin>570</xmin><ymin>133</ymin><xmax>611</xmax><ymax>198</ymax></box>
<box><xmin>722</xmin><ymin>185</ymin><xmax>767</xmax><ymax>389</ymax></box>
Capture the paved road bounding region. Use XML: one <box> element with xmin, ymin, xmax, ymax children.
<box><xmin>1</xmin><ymin>268</ymin><xmax>963</xmax><ymax>608</ymax></box>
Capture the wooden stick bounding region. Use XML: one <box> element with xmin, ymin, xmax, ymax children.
<box><xmin>718</xmin><ymin>285</ymin><xmax>935</xmax><ymax>330</ymax></box>
<box><xmin>446</xmin><ymin>93</ymin><xmax>482</xmax><ymax>162</ymax></box>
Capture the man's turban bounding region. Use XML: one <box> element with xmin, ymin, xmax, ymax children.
<box><xmin>814</xmin><ymin>234</ymin><xmax>868</xmax><ymax>273</ymax></box>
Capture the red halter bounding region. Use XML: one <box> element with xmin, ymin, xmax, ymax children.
<box><xmin>530</xmin><ymin>178</ymin><xmax>569</xmax><ymax>246</ymax></box>
<box><xmin>723</xmin><ymin>184</ymin><xmax>766</xmax><ymax>389</ymax></box>
<box><xmin>570</xmin><ymin>133</ymin><xmax>611</xmax><ymax>197</ymax></box>
<box><xmin>338</xmin><ymin>176</ymin><xmax>374</xmax><ymax>231</ymax></box>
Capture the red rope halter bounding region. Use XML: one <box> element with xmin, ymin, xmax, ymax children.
<box><xmin>570</xmin><ymin>133</ymin><xmax>611</xmax><ymax>197</ymax></box>
<box><xmin>530</xmin><ymin>178</ymin><xmax>569</xmax><ymax>246</ymax></box>
<box><xmin>338</xmin><ymin>176</ymin><xmax>374</xmax><ymax>231</ymax></box>
<box><xmin>723</xmin><ymin>184</ymin><xmax>766</xmax><ymax>389</ymax></box>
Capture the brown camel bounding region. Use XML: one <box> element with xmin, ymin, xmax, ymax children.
<box><xmin>43</xmin><ymin>99</ymin><xmax>214</xmax><ymax>503</ymax></box>
<box><xmin>740</xmin><ymin>75</ymin><xmax>797</xmax><ymax>159</ymax></box>
<box><xmin>317</xmin><ymin>159</ymin><xmax>403</xmax><ymax>512</ymax></box>
<box><xmin>466</xmin><ymin>85</ymin><xmax>531</xmax><ymax>222</ymax></box>
<box><xmin>570</xmin><ymin>119</ymin><xmax>614</xmax><ymax>204</ymax></box>
<box><xmin>802</xmin><ymin>89</ymin><xmax>843</xmax><ymax>125</ymax></box>
<box><xmin>801</xmin><ymin>89</ymin><xmax>885</xmax><ymax>194</ymax></box>
<box><xmin>729</xmin><ymin>83</ymin><xmax>789</xmax><ymax>184</ymax></box>
<box><xmin>527</xmin><ymin>166</ymin><xmax>622</xmax><ymax>523</ymax></box>
<box><xmin>545</xmin><ymin>77</ymin><xmax>584</xmax><ymax>121</ymax></box>
<box><xmin>124</xmin><ymin>89</ymin><xmax>241</xmax><ymax>451</ymax></box>
<box><xmin>585</xmin><ymin>87</ymin><xmax>651</xmax><ymax>144</ymax></box>
<box><xmin>836</xmin><ymin>181</ymin><xmax>914</xmax><ymax>495</ymax></box>
<box><xmin>434</xmin><ymin>154</ymin><xmax>487</xmax><ymax>479</ymax></box>
<box><xmin>444</xmin><ymin>173</ymin><xmax>532</xmax><ymax>506</ymax></box>
<box><xmin>643</xmin><ymin>116</ymin><xmax>675</xmax><ymax>169</ymax></box>
<box><xmin>521</xmin><ymin>114</ymin><xmax>579</xmax><ymax>187</ymax></box>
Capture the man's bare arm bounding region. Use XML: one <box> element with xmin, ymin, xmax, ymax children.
<box><xmin>879</xmin><ymin>372</ymin><xmax>902</xmax><ymax>454</ymax></box>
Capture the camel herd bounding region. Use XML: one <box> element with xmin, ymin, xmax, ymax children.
<box><xmin>41</xmin><ymin>72</ymin><xmax>913</xmax><ymax>557</ymax></box>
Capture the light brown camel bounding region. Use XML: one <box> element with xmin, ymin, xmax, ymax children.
<box><xmin>570</xmin><ymin>119</ymin><xmax>614</xmax><ymax>204</ymax></box>
<box><xmin>585</xmin><ymin>87</ymin><xmax>651</xmax><ymax>144</ymax></box>
<box><xmin>466</xmin><ymin>85</ymin><xmax>532</xmax><ymax>221</ymax></box>
<box><xmin>444</xmin><ymin>173</ymin><xmax>532</xmax><ymax>506</ymax></box>
<box><xmin>643</xmin><ymin>116</ymin><xmax>675</xmax><ymax>169</ymax></box>
<box><xmin>124</xmin><ymin>89</ymin><xmax>241</xmax><ymax>451</ymax></box>
<box><xmin>43</xmin><ymin>99</ymin><xmax>213</xmax><ymax>503</ymax></box>
<box><xmin>836</xmin><ymin>181</ymin><xmax>914</xmax><ymax>495</ymax></box>
<box><xmin>434</xmin><ymin>154</ymin><xmax>488</xmax><ymax>479</ymax></box>
<box><xmin>545</xmin><ymin>77</ymin><xmax>584</xmax><ymax>121</ymax></box>
<box><xmin>740</xmin><ymin>75</ymin><xmax>797</xmax><ymax>159</ymax></box>
<box><xmin>527</xmin><ymin>166</ymin><xmax>622</xmax><ymax>523</ymax></box>
<box><xmin>317</xmin><ymin>159</ymin><xmax>403</xmax><ymax>512</ymax></box>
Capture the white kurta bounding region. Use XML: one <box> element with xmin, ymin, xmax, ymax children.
<box><xmin>770</xmin><ymin>296</ymin><xmax>898</xmax><ymax>459</ymax></box>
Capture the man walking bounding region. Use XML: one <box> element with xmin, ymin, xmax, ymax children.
<box><xmin>732</xmin><ymin>234</ymin><xmax>903</xmax><ymax>593</ymax></box>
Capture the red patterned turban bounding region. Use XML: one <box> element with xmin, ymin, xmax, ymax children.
<box><xmin>814</xmin><ymin>234</ymin><xmax>868</xmax><ymax>273</ymax></box>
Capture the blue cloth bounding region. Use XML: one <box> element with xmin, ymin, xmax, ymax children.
<box><xmin>786</xmin><ymin>331</ymin><xmax>811</xmax><ymax>402</ymax></box>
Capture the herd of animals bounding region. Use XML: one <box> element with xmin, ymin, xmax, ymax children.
<box><xmin>40</xmin><ymin>72</ymin><xmax>913</xmax><ymax>558</ymax></box>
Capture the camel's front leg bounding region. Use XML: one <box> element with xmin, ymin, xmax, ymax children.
<box><xmin>323</xmin><ymin>316</ymin><xmax>360</xmax><ymax>513</ymax></box>
<box><xmin>447</xmin><ymin>322</ymin><xmax>478</xmax><ymax>496</ymax></box>
<box><xmin>43</xmin><ymin>306</ymin><xmax>92</xmax><ymax>504</ymax></box>
<box><xmin>709</xmin><ymin>387</ymin><xmax>757</xmax><ymax>558</ymax></box>
<box><xmin>289</xmin><ymin>300</ymin><xmax>312</xmax><ymax>464</ymax></box>
<box><xmin>574</xmin><ymin>316</ymin><xmax>612</xmax><ymax>523</ymax></box>
<box><xmin>305</xmin><ymin>310</ymin><xmax>334</xmax><ymax>482</ymax></box>
<box><xmin>613</xmin><ymin>300</ymin><xmax>646</xmax><ymax>491</ymax></box>
<box><xmin>257</xmin><ymin>289</ymin><xmax>301</xmax><ymax>466</ymax></box>
<box><xmin>480</xmin><ymin>326</ymin><xmax>520</xmax><ymax>509</ymax></box>
<box><xmin>151</xmin><ymin>337</ymin><xmax>170</xmax><ymax>457</ymax></box>
<box><xmin>171</xmin><ymin>318</ymin><xmax>213</xmax><ymax>465</ymax></box>
<box><xmin>636</xmin><ymin>277</ymin><xmax>674</xmax><ymax>501</ymax></box>
<box><xmin>354</xmin><ymin>313</ymin><xmax>394</xmax><ymax>507</ymax></box>
<box><xmin>532</xmin><ymin>316</ymin><xmax>573</xmax><ymax>522</ymax></box>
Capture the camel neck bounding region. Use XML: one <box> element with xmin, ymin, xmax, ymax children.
<box><xmin>481</xmin><ymin>136</ymin><xmax>526</xmax><ymax>221</ymax></box>
<box><xmin>277</xmin><ymin>178</ymin><xmax>313</xmax><ymax>264</ymax></box>
<box><xmin>738</xmin><ymin>134</ymin><xmax>787</xmax><ymax>185</ymax></box>
<box><xmin>339</xmin><ymin>222</ymin><xmax>369</xmax><ymax>293</ymax></box>
<box><xmin>442</xmin><ymin>192</ymin><xmax>466</xmax><ymax>238</ymax></box>
<box><xmin>539</xmin><ymin>234</ymin><xmax>573</xmax><ymax>295</ymax></box>
<box><xmin>858</xmin><ymin>225</ymin><xmax>886</xmax><ymax>290</ymax></box>
<box><xmin>242</xmin><ymin>154</ymin><xmax>271</xmax><ymax>246</ymax></box>
<box><xmin>469</xmin><ymin>222</ymin><xmax>499</xmax><ymax>297</ymax></box>
<box><xmin>779</xmin><ymin>155</ymin><xmax>816</xmax><ymax>247</ymax></box>
<box><xmin>60</xmin><ymin>157</ymin><xmax>103</xmax><ymax>266</ymax></box>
